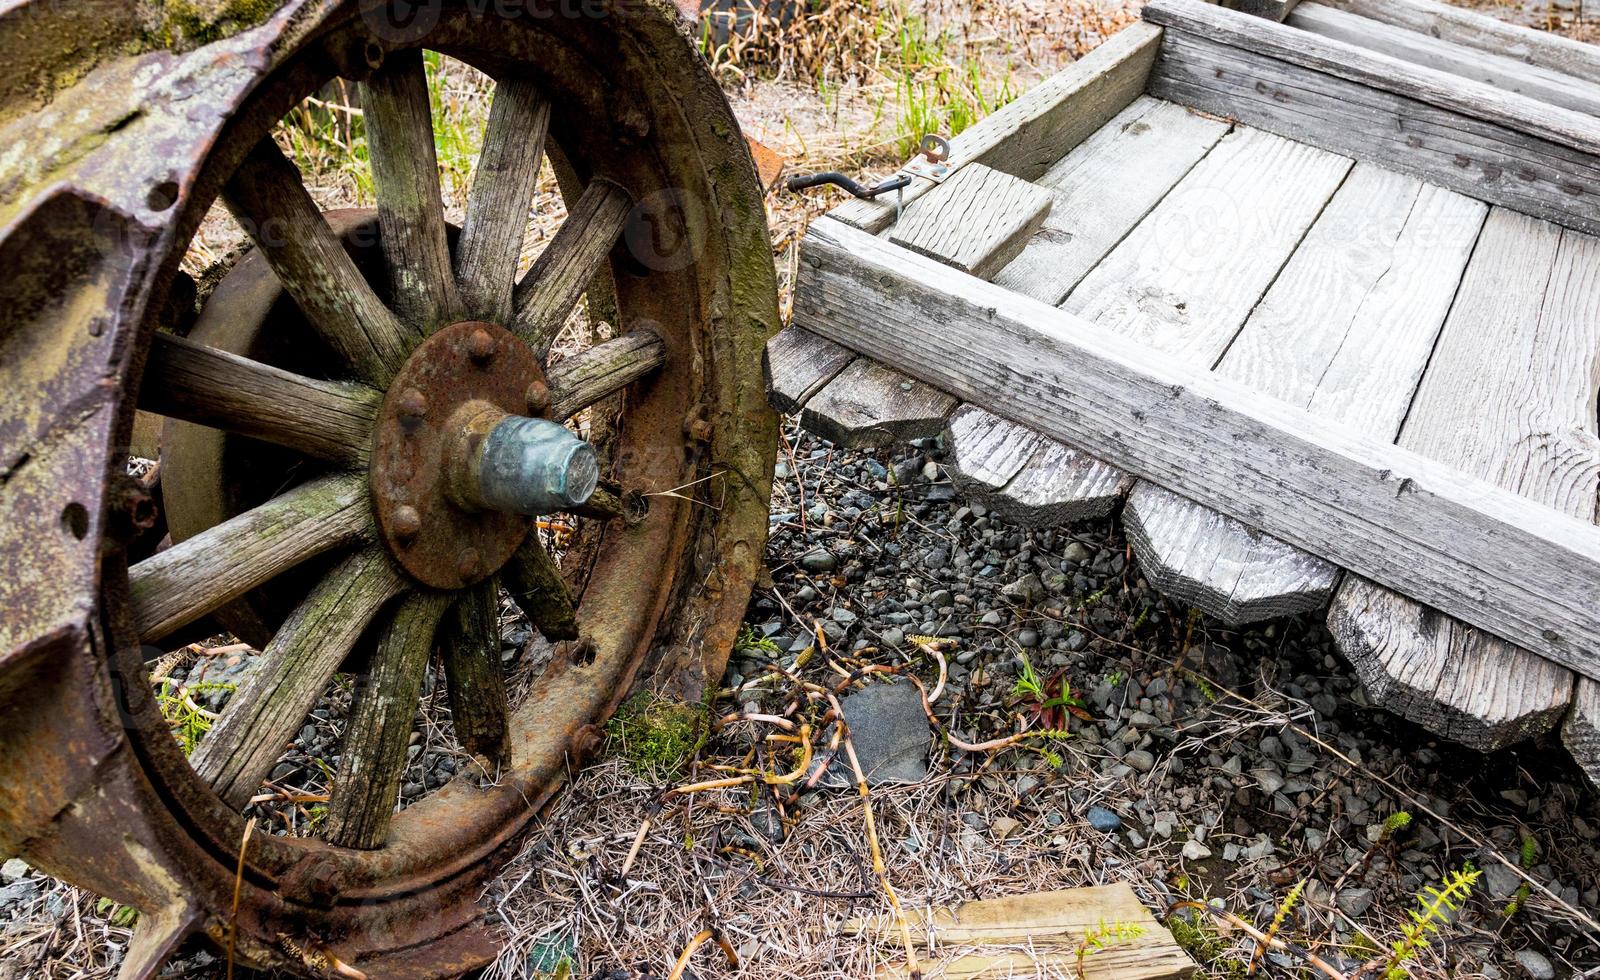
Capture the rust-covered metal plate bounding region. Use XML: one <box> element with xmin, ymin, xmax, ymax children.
<box><xmin>371</xmin><ymin>320</ymin><xmax>546</xmax><ymax>589</ymax></box>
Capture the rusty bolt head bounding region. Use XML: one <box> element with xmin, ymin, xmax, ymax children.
<box><xmin>393</xmin><ymin>505</ymin><xmax>421</xmax><ymax>542</ymax></box>
<box><xmin>571</xmin><ymin>724</ymin><xmax>605</xmax><ymax>763</ymax></box>
<box><xmin>466</xmin><ymin>327</ymin><xmax>497</xmax><ymax>365</ymax></box>
<box><xmin>397</xmin><ymin>387</ymin><xmax>428</xmax><ymax>422</ymax></box>
<box><xmin>685</xmin><ymin>417</ymin><xmax>713</xmax><ymax>443</ymax></box>
<box><xmin>458</xmin><ymin>548</ymin><xmax>482</xmax><ymax>583</ymax></box>
<box><xmin>525</xmin><ymin>380</ymin><xmax>551</xmax><ymax>415</ymax></box>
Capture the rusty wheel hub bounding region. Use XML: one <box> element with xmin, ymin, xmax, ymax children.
<box><xmin>371</xmin><ymin>320</ymin><xmax>547</xmax><ymax>589</ymax></box>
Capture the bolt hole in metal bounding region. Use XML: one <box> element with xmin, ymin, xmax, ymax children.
<box><xmin>61</xmin><ymin>502</ymin><xmax>89</xmax><ymax>540</ymax></box>
<box><xmin>146</xmin><ymin>179</ymin><xmax>180</xmax><ymax>212</ymax></box>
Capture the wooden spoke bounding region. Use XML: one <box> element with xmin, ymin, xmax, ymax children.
<box><xmin>503</xmin><ymin>536</ymin><xmax>579</xmax><ymax>641</ymax></box>
<box><xmin>546</xmin><ymin>330</ymin><xmax>667</xmax><ymax>419</ymax></box>
<box><xmin>439</xmin><ymin>581</ymin><xmax>510</xmax><ymax>767</ymax></box>
<box><xmin>511</xmin><ymin>179</ymin><xmax>633</xmax><ymax>357</ymax></box>
<box><xmin>140</xmin><ymin>334</ymin><xmax>381</xmax><ymax>465</ymax></box>
<box><xmin>222</xmin><ymin>139</ymin><xmax>413</xmax><ymax>385</ymax></box>
<box><xmin>190</xmin><ymin>548</ymin><xmax>406</xmax><ymax>810</ymax></box>
<box><xmin>129</xmin><ymin>473</ymin><xmax>371</xmax><ymax>643</ymax></box>
<box><xmin>324</xmin><ymin>589</ymin><xmax>451</xmax><ymax>849</ymax></box>
<box><xmin>361</xmin><ymin>48</ymin><xmax>462</xmax><ymax>333</ymax></box>
<box><xmin>456</xmin><ymin>77</ymin><xmax>552</xmax><ymax>323</ymax></box>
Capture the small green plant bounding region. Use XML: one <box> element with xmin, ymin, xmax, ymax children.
<box><xmin>96</xmin><ymin>897</ymin><xmax>140</xmax><ymax>928</ymax></box>
<box><xmin>155</xmin><ymin>680</ymin><xmax>235</xmax><ymax>755</ymax></box>
<box><xmin>1168</xmin><ymin>913</ymin><xmax>1250</xmax><ymax>980</ymax></box>
<box><xmin>1250</xmin><ymin>879</ymin><xmax>1306</xmax><ymax>975</ymax></box>
<box><xmin>1075</xmin><ymin>920</ymin><xmax>1146</xmax><ymax>978</ymax></box>
<box><xmin>605</xmin><ymin>693</ymin><xmax>709</xmax><ymax>781</ymax></box>
<box><xmin>1382</xmin><ymin>864</ymin><xmax>1482</xmax><ymax>979</ymax></box>
<box><xmin>1503</xmin><ymin>834</ymin><xmax>1538</xmax><ymax>917</ymax></box>
<box><xmin>734</xmin><ymin>625</ymin><xmax>783</xmax><ymax>658</ymax></box>
<box><xmin>1105</xmin><ymin>671</ymin><xmax>1126</xmax><ymax>688</ymax></box>
<box><xmin>1012</xmin><ymin>651</ymin><xmax>1047</xmax><ymax>702</ymax></box>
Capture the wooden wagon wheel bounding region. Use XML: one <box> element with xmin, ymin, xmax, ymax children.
<box><xmin>0</xmin><ymin>3</ymin><xmax>777</xmax><ymax>976</ymax></box>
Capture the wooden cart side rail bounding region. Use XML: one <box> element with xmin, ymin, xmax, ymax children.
<box><xmin>1145</xmin><ymin>0</ymin><xmax>1600</xmax><ymax>236</ymax></box>
<box><xmin>1145</xmin><ymin>0</ymin><xmax>1600</xmax><ymax>156</ymax></box>
<box><xmin>792</xmin><ymin>216</ymin><xmax>1600</xmax><ymax>681</ymax></box>
<box><xmin>1319</xmin><ymin>0</ymin><xmax>1600</xmax><ymax>85</ymax></box>
<box><xmin>828</xmin><ymin>21</ymin><xmax>1162</xmax><ymax>234</ymax></box>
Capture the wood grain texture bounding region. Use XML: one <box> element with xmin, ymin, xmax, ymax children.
<box><xmin>325</xmin><ymin>589</ymin><xmax>451</xmax><ymax>849</ymax></box>
<box><xmin>1320</xmin><ymin>0</ymin><xmax>1600</xmax><ymax>85</ymax></box>
<box><xmin>546</xmin><ymin>330</ymin><xmax>667</xmax><ymax>420</ymax></box>
<box><xmin>504</xmin><ymin>536</ymin><xmax>580</xmax><ymax>642</ymax></box>
<box><xmin>440</xmin><ymin>581</ymin><xmax>510</xmax><ymax>767</ymax></box>
<box><xmin>765</xmin><ymin>326</ymin><xmax>854</xmax><ymax>414</ymax></box>
<box><xmin>140</xmin><ymin>334</ymin><xmax>380</xmax><ymax>466</ymax></box>
<box><xmin>830</xmin><ymin>22</ymin><xmax>1161</xmax><ymax>234</ymax></box>
<box><xmin>800</xmin><ymin>358</ymin><xmax>958</xmax><ymax>449</ymax></box>
<box><xmin>1062</xmin><ymin>125</ymin><xmax>1351</xmax><ymax>364</ymax></box>
<box><xmin>191</xmin><ymin>547</ymin><xmax>407</xmax><ymax>809</ymax></box>
<box><xmin>1128</xmin><ymin>165</ymin><xmax>1486</xmax><ymax>624</ymax></box>
<box><xmin>792</xmin><ymin>217</ymin><xmax>1600</xmax><ymax>678</ymax></box>
<box><xmin>1126</xmin><ymin>483</ymin><xmax>1340</xmax><ymax>622</ymax></box>
<box><xmin>888</xmin><ymin>165</ymin><xmax>1051</xmax><ymax>280</ymax></box>
<box><xmin>993</xmin><ymin>97</ymin><xmax>1230</xmax><ymax>305</ymax></box>
<box><xmin>1146</xmin><ymin>10</ymin><xmax>1600</xmax><ymax>235</ymax></box>
<box><xmin>456</xmin><ymin>77</ymin><xmax>551</xmax><ymax>324</ymax></box>
<box><xmin>512</xmin><ymin>179</ymin><xmax>632</xmax><ymax>357</ymax></box>
<box><xmin>1565</xmin><ymin>680</ymin><xmax>1600</xmax><ymax>791</ymax></box>
<box><xmin>945</xmin><ymin>404</ymin><xmax>1131</xmax><ymax>526</ymax></box>
<box><xmin>1331</xmin><ymin>209</ymin><xmax>1600</xmax><ymax>748</ymax></box>
<box><xmin>361</xmin><ymin>49</ymin><xmax>462</xmax><ymax>333</ymax></box>
<box><xmin>844</xmin><ymin>885</ymin><xmax>1195</xmax><ymax>979</ymax></box>
<box><xmin>1145</xmin><ymin>0</ymin><xmax>1600</xmax><ymax>154</ymax></box>
<box><xmin>1289</xmin><ymin>3</ymin><xmax>1600</xmax><ymax>117</ymax></box>
<box><xmin>129</xmin><ymin>473</ymin><xmax>372</xmax><ymax>643</ymax></box>
<box><xmin>222</xmin><ymin>140</ymin><xmax>413</xmax><ymax>386</ymax></box>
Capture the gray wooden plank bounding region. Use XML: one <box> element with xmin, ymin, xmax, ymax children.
<box><xmin>830</xmin><ymin>23</ymin><xmax>1160</xmax><ymax>235</ymax></box>
<box><xmin>1320</xmin><ymin>0</ymin><xmax>1600</xmax><ymax>86</ymax></box>
<box><xmin>1145</xmin><ymin>0</ymin><xmax>1600</xmax><ymax>236</ymax></box>
<box><xmin>1062</xmin><ymin>125</ymin><xmax>1352</xmax><ymax>364</ymax></box>
<box><xmin>800</xmin><ymin>358</ymin><xmax>957</xmax><ymax>449</ymax></box>
<box><xmin>945</xmin><ymin>404</ymin><xmax>1132</xmax><ymax>526</ymax></box>
<box><xmin>889</xmin><ymin>165</ymin><xmax>1052</xmax><ymax>281</ymax></box>
<box><xmin>1288</xmin><ymin>3</ymin><xmax>1600</xmax><ymax>118</ymax></box>
<box><xmin>992</xmin><ymin>97</ymin><xmax>1232</xmax><ymax>305</ymax></box>
<box><xmin>1566</xmin><ymin>680</ymin><xmax>1600</xmax><ymax>792</ymax></box>
<box><xmin>1125</xmin><ymin>483</ymin><xmax>1339</xmax><ymax>622</ymax></box>
<box><xmin>1332</xmin><ymin>208</ymin><xmax>1600</xmax><ymax>748</ymax></box>
<box><xmin>765</xmin><ymin>326</ymin><xmax>854</xmax><ymax>414</ymax></box>
<box><xmin>1221</xmin><ymin>0</ymin><xmax>1302</xmax><ymax>21</ymax></box>
<box><xmin>793</xmin><ymin>215</ymin><xmax>1600</xmax><ymax>679</ymax></box>
<box><xmin>1128</xmin><ymin>166</ymin><xmax>1487</xmax><ymax>624</ymax></box>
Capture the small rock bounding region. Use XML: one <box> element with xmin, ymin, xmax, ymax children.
<box><xmin>1514</xmin><ymin>950</ymin><xmax>1555</xmax><ymax>980</ymax></box>
<box><xmin>799</xmin><ymin>549</ymin><xmax>837</xmax><ymax>573</ymax></box>
<box><xmin>881</xmin><ymin>628</ymin><xmax>905</xmax><ymax>648</ymax></box>
<box><xmin>1253</xmin><ymin>768</ymin><xmax>1287</xmax><ymax>796</ymax></box>
<box><xmin>1182</xmin><ymin>840</ymin><xmax>1212</xmax><ymax>861</ymax></box>
<box><xmin>1483</xmin><ymin>861</ymin><xmax>1522</xmax><ymax>902</ymax></box>
<box><xmin>1017</xmin><ymin>629</ymin><xmax>1040</xmax><ymax>648</ymax></box>
<box><xmin>1337</xmin><ymin>887</ymin><xmax>1375</xmax><ymax>917</ymax></box>
<box><xmin>1086</xmin><ymin>806</ymin><xmax>1122</xmax><ymax>832</ymax></box>
<box><xmin>1</xmin><ymin>859</ymin><xmax>28</xmax><ymax>883</ymax></box>
<box><xmin>1002</xmin><ymin>573</ymin><xmax>1046</xmax><ymax>605</ymax></box>
<box><xmin>1124</xmin><ymin>749</ymin><xmax>1156</xmax><ymax>773</ymax></box>
<box><xmin>992</xmin><ymin>816</ymin><xmax>1021</xmax><ymax>840</ymax></box>
<box><xmin>922</xmin><ymin>548</ymin><xmax>950</xmax><ymax>570</ymax></box>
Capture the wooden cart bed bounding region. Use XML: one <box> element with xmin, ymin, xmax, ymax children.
<box><xmin>769</xmin><ymin>0</ymin><xmax>1600</xmax><ymax>781</ymax></box>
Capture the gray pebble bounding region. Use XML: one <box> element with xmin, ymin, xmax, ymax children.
<box><xmin>1514</xmin><ymin>950</ymin><xmax>1555</xmax><ymax>980</ymax></box>
<box><xmin>1085</xmin><ymin>806</ymin><xmax>1121</xmax><ymax>832</ymax></box>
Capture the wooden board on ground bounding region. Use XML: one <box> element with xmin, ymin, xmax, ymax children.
<box><xmin>1126</xmin><ymin>164</ymin><xmax>1485</xmax><ymax>624</ymax></box>
<box><xmin>889</xmin><ymin>165</ymin><xmax>1051</xmax><ymax>280</ymax></box>
<box><xmin>1319</xmin><ymin>0</ymin><xmax>1600</xmax><ymax>85</ymax></box>
<box><xmin>993</xmin><ymin>96</ymin><xmax>1231</xmax><ymax>305</ymax></box>
<box><xmin>800</xmin><ymin>358</ymin><xmax>957</xmax><ymax>449</ymax></box>
<box><xmin>843</xmin><ymin>884</ymin><xmax>1195</xmax><ymax>979</ymax></box>
<box><xmin>792</xmin><ymin>216</ymin><xmax>1600</xmax><ymax>680</ymax></box>
<box><xmin>765</xmin><ymin>326</ymin><xmax>854</xmax><ymax>414</ymax></box>
<box><xmin>830</xmin><ymin>22</ymin><xmax>1161</xmax><ymax>234</ymax></box>
<box><xmin>1331</xmin><ymin>208</ymin><xmax>1600</xmax><ymax>749</ymax></box>
<box><xmin>945</xmin><ymin>405</ymin><xmax>1132</xmax><ymax>526</ymax></box>
<box><xmin>1288</xmin><ymin>3</ymin><xmax>1600</xmax><ymax>117</ymax></box>
<box><xmin>1145</xmin><ymin>0</ymin><xmax>1600</xmax><ymax>236</ymax></box>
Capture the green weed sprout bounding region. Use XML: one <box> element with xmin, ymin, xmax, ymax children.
<box><xmin>1076</xmin><ymin>920</ymin><xmax>1146</xmax><ymax>979</ymax></box>
<box><xmin>1384</xmin><ymin>865</ymin><xmax>1481</xmax><ymax>979</ymax></box>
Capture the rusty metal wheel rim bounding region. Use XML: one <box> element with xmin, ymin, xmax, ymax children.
<box><xmin>0</xmin><ymin>4</ymin><xmax>778</xmax><ymax>975</ymax></box>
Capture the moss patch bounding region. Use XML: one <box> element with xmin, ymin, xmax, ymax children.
<box><xmin>606</xmin><ymin>692</ymin><xmax>708</xmax><ymax>782</ymax></box>
<box><xmin>147</xmin><ymin>0</ymin><xmax>283</xmax><ymax>51</ymax></box>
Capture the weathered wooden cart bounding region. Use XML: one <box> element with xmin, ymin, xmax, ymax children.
<box><xmin>775</xmin><ymin>0</ymin><xmax>1600</xmax><ymax>785</ymax></box>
